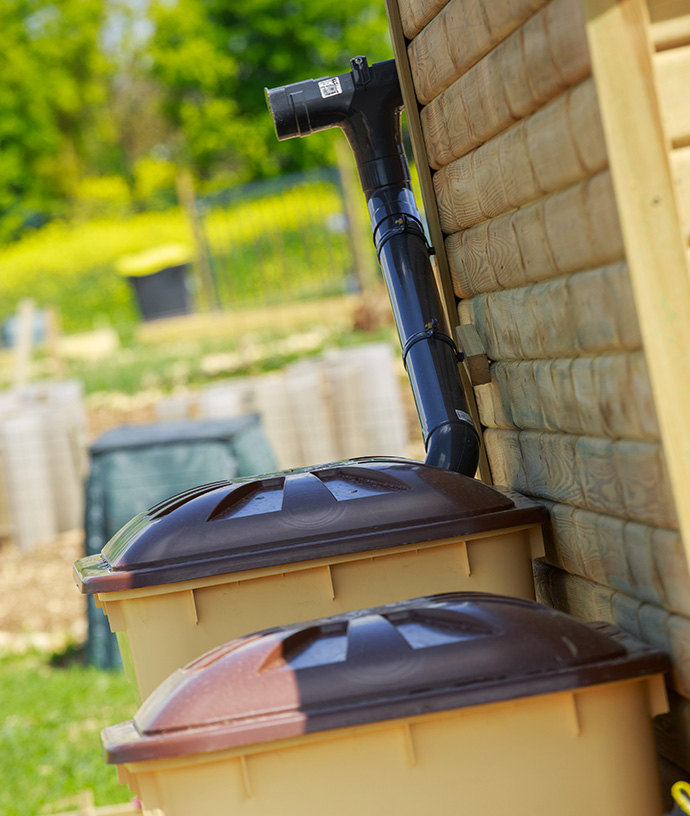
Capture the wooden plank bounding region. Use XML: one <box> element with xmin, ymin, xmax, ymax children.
<box><xmin>585</xmin><ymin>0</ymin><xmax>690</xmax><ymax>573</ymax></box>
<box><xmin>667</xmin><ymin>614</ymin><xmax>690</xmax><ymax>698</ymax></box>
<box><xmin>408</xmin><ymin>0</ymin><xmax>550</xmax><ymax>105</ymax></box>
<box><xmin>47</xmin><ymin>789</ymin><xmax>141</xmax><ymax>816</ymax></box>
<box><xmin>540</xmin><ymin>499</ymin><xmax>588</xmax><ymax>575</ymax></box>
<box><xmin>656</xmin><ymin>690</ymin><xmax>690</xmax><ymax>774</ymax></box>
<box><xmin>447</xmin><ymin>171</ymin><xmax>625</xmax><ymax>297</ymax></box>
<box><xmin>654</xmin><ymin>45</ymin><xmax>690</xmax><ymax>146</ymax></box>
<box><xmin>12</xmin><ymin>298</ymin><xmax>35</xmax><ymax>390</ymax></box>
<box><xmin>533</xmin><ymin>559</ymin><xmax>617</xmax><ymax>621</ymax></box>
<box><xmin>334</xmin><ymin>138</ymin><xmax>379</xmax><ymax>292</ymax></box>
<box><xmin>541</xmin><ymin>500</ymin><xmax>690</xmax><ymax>613</ymax></box>
<box><xmin>176</xmin><ymin>169</ymin><xmax>219</xmax><ymax>310</ymax></box>
<box><xmin>501</xmin><ymin>360</ymin><xmax>549</xmax><ymax>429</ymax></box>
<box><xmin>595</xmin><ymin>351</ymin><xmax>659</xmax><ymax>438</ymax></box>
<box><xmin>671</xmin><ymin>145</ymin><xmax>690</xmax><ymax>239</ymax></box>
<box><xmin>385</xmin><ymin>0</ymin><xmax>494</xmax><ymax>485</ymax></box>
<box><xmin>136</xmin><ymin>296</ymin><xmax>357</xmax><ymax>344</ymax></box>
<box><xmin>523</xmin><ymin>431</ymin><xmax>586</xmax><ymax>504</ymax></box>
<box><xmin>657</xmin><ymin>753</ymin><xmax>690</xmax><ymax>808</ymax></box>
<box><xmin>482</xmin><ymin>427</ymin><xmax>529</xmax><ymax>491</ymax></box>
<box><xmin>434</xmin><ymin>79</ymin><xmax>607</xmax><ymax>232</ymax></box>
<box><xmin>484</xmin><ymin>351</ymin><xmax>658</xmax><ymax>439</ymax></box>
<box><xmin>472</xmin><ymin>380</ymin><xmax>515</xmax><ymax>428</ymax></box>
<box><xmin>483</xmin><ymin>428</ymin><xmax>678</xmax><ymax>527</ymax></box>
<box><xmin>627</xmin><ymin>522</ymin><xmax>666</xmax><ymax>604</ymax></box>
<box><xmin>455</xmin><ymin>324</ymin><xmax>491</xmax><ymax>384</ymax></box>
<box><xmin>617</xmin><ymin>439</ymin><xmax>679</xmax><ymax>527</ymax></box>
<box><xmin>534</xmin><ymin>563</ymin><xmax>690</xmax><ymax>699</ymax></box>
<box><xmin>44</xmin><ymin>307</ymin><xmax>65</xmax><ymax>380</ymax></box>
<box><xmin>653</xmin><ymin>525</ymin><xmax>690</xmax><ymax>615</ymax></box>
<box><xmin>648</xmin><ymin>0</ymin><xmax>690</xmax><ymax>49</ymax></box>
<box><xmin>568</xmin><ymin>263</ymin><xmax>643</xmax><ymax>350</ymax></box>
<box><xmin>421</xmin><ymin>0</ymin><xmax>591</xmax><ymax>168</ymax></box>
<box><xmin>398</xmin><ymin>0</ymin><xmax>451</xmax><ymax>38</ymax></box>
<box><xmin>571</xmin><ymin>357</ymin><xmax>607</xmax><ymax>436</ymax></box>
<box><xmin>385</xmin><ymin>0</ymin><xmax>456</xmax><ymax>321</ymax></box>
<box><xmin>461</xmin><ymin>262</ymin><xmax>640</xmax><ymax>360</ymax></box>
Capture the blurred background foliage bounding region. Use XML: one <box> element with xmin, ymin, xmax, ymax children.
<box><xmin>0</xmin><ymin>0</ymin><xmax>391</xmax><ymax>241</ymax></box>
<box><xmin>0</xmin><ymin>0</ymin><xmax>394</xmax><ymax>335</ymax></box>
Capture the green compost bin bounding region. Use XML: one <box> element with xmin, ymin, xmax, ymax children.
<box><xmin>84</xmin><ymin>415</ymin><xmax>277</xmax><ymax>668</ymax></box>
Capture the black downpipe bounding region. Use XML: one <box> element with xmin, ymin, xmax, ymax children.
<box><xmin>266</xmin><ymin>57</ymin><xmax>480</xmax><ymax>476</ymax></box>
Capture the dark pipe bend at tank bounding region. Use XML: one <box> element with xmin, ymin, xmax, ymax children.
<box><xmin>265</xmin><ymin>56</ymin><xmax>480</xmax><ymax>477</ymax></box>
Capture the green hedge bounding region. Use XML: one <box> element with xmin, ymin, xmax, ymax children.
<box><xmin>0</xmin><ymin>177</ymin><xmax>351</xmax><ymax>334</ymax></box>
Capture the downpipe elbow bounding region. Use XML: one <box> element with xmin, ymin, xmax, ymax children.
<box><xmin>425</xmin><ymin>418</ymin><xmax>481</xmax><ymax>475</ymax></box>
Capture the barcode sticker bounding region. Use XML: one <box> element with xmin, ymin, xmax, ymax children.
<box><xmin>318</xmin><ymin>77</ymin><xmax>342</xmax><ymax>98</ymax></box>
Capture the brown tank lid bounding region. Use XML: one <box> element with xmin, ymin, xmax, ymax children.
<box><xmin>75</xmin><ymin>457</ymin><xmax>547</xmax><ymax>592</ymax></box>
<box><xmin>102</xmin><ymin>592</ymin><xmax>669</xmax><ymax>764</ymax></box>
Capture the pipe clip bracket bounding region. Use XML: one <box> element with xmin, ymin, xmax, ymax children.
<box><xmin>375</xmin><ymin>213</ymin><xmax>426</xmax><ymax>260</ymax></box>
<box><xmin>401</xmin><ymin>319</ymin><xmax>463</xmax><ymax>369</ymax></box>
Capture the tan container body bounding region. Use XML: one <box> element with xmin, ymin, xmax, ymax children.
<box><xmin>76</xmin><ymin>459</ymin><xmax>547</xmax><ymax>701</ymax></box>
<box><xmin>99</xmin><ymin>525</ymin><xmax>543</xmax><ymax>700</ymax></box>
<box><xmin>104</xmin><ymin>594</ymin><xmax>669</xmax><ymax>815</ymax></box>
<box><xmin>117</xmin><ymin>675</ymin><xmax>665</xmax><ymax>816</ymax></box>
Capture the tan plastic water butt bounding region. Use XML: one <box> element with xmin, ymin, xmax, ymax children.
<box><xmin>103</xmin><ymin>592</ymin><xmax>670</xmax><ymax>816</ymax></box>
<box><xmin>74</xmin><ymin>456</ymin><xmax>547</xmax><ymax>700</ymax></box>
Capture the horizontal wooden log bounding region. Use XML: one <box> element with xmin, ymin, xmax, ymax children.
<box><xmin>648</xmin><ymin>0</ymin><xmax>690</xmax><ymax>50</ymax></box>
<box><xmin>484</xmin><ymin>429</ymin><xmax>679</xmax><ymax>528</ymax></box>
<box><xmin>408</xmin><ymin>0</ymin><xmax>549</xmax><ymax>105</ymax></box>
<box><xmin>533</xmin><ymin>558</ymin><xmax>617</xmax><ymax>620</ymax></box>
<box><xmin>473</xmin><ymin>381</ymin><xmax>513</xmax><ymax>430</ymax></box>
<box><xmin>398</xmin><ymin>0</ymin><xmax>451</xmax><ymax>39</ymax></box>
<box><xmin>422</xmin><ymin>0</ymin><xmax>591</xmax><ymax>169</ymax></box>
<box><xmin>655</xmin><ymin>45</ymin><xmax>690</xmax><ymax>146</ymax></box>
<box><xmin>672</xmin><ymin>145</ymin><xmax>690</xmax><ymax>239</ymax></box>
<box><xmin>448</xmin><ymin>170</ymin><xmax>625</xmax><ymax>297</ymax></box>
<box><xmin>534</xmin><ymin>561</ymin><xmax>690</xmax><ymax>698</ymax></box>
<box><xmin>657</xmin><ymin>753</ymin><xmax>690</xmax><ymax>809</ymax></box>
<box><xmin>455</xmin><ymin>324</ymin><xmax>491</xmax><ymax>384</ymax></box>
<box><xmin>434</xmin><ymin>78</ymin><xmax>607</xmax><ymax>232</ymax></box>
<box><xmin>477</xmin><ymin>352</ymin><xmax>659</xmax><ymax>439</ymax></box>
<box><xmin>457</xmin><ymin>262</ymin><xmax>641</xmax><ymax>359</ymax></box>
<box><xmin>539</xmin><ymin>500</ymin><xmax>690</xmax><ymax>614</ymax></box>
<box><xmin>656</xmin><ymin>690</ymin><xmax>690</xmax><ymax>776</ymax></box>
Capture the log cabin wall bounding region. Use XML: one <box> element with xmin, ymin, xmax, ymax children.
<box><xmin>387</xmin><ymin>0</ymin><xmax>690</xmax><ymax>786</ymax></box>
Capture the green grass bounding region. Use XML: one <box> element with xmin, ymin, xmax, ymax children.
<box><xmin>0</xmin><ymin>650</ymin><xmax>137</xmax><ymax>816</ymax></box>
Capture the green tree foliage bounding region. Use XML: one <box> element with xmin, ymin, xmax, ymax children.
<box><xmin>147</xmin><ymin>0</ymin><xmax>264</xmax><ymax>183</ymax></box>
<box><xmin>0</xmin><ymin>0</ymin><xmax>112</xmax><ymax>239</ymax></box>
<box><xmin>148</xmin><ymin>0</ymin><xmax>392</xmax><ymax>183</ymax></box>
<box><xmin>211</xmin><ymin>0</ymin><xmax>392</xmax><ymax>108</ymax></box>
<box><xmin>0</xmin><ymin>0</ymin><xmax>391</xmax><ymax>240</ymax></box>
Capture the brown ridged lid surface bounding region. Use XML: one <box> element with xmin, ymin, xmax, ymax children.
<box><xmin>102</xmin><ymin>592</ymin><xmax>670</xmax><ymax>763</ymax></box>
<box><xmin>75</xmin><ymin>457</ymin><xmax>547</xmax><ymax>592</ymax></box>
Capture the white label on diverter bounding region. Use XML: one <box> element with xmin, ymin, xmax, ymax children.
<box><xmin>319</xmin><ymin>77</ymin><xmax>342</xmax><ymax>98</ymax></box>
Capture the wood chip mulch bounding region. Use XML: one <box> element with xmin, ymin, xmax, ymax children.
<box><xmin>0</xmin><ymin>530</ymin><xmax>87</xmax><ymax>655</ymax></box>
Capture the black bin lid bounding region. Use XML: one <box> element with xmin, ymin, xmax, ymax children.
<box><xmin>75</xmin><ymin>457</ymin><xmax>547</xmax><ymax>593</ymax></box>
<box><xmin>102</xmin><ymin>592</ymin><xmax>669</xmax><ymax>764</ymax></box>
<box><xmin>90</xmin><ymin>416</ymin><xmax>259</xmax><ymax>454</ymax></box>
